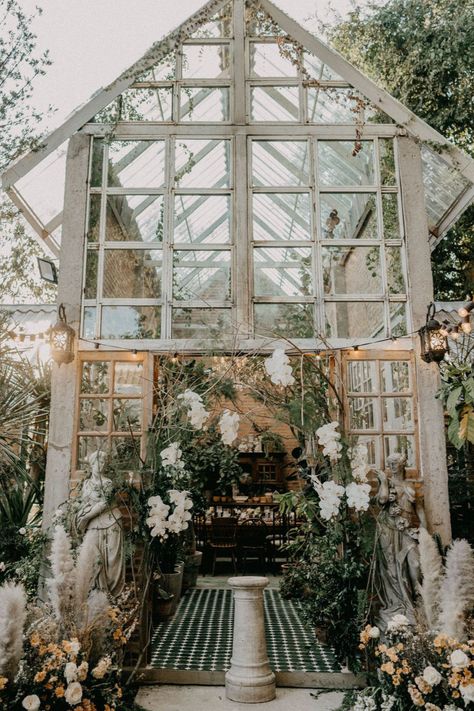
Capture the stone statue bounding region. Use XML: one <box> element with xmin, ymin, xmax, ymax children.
<box><xmin>374</xmin><ymin>453</ymin><xmax>426</xmax><ymax>631</ymax></box>
<box><xmin>76</xmin><ymin>450</ymin><xmax>125</xmax><ymax>597</ymax></box>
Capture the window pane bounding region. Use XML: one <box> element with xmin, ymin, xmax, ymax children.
<box><xmin>354</xmin><ymin>435</ymin><xmax>380</xmax><ymax>467</ymax></box>
<box><xmin>379</xmin><ymin>139</ymin><xmax>396</xmax><ymax>186</ymax></box>
<box><xmin>83</xmin><ymin>307</ymin><xmax>97</xmax><ymax>339</ymax></box>
<box><xmin>108</xmin><ymin>140</ymin><xmax>166</xmax><ymax>188</ymax></box>
<box><xmin>390</xmin><ymin>302</ymin><xmax>408</xmax><ymax>337</ymax></box>
<box><xmin>250</xmin><ymin>42</ymin><xmax>298</xmax><ymax>77</ymax></box>
<box><xmin>181</xmin><ymin>44</ymin><xmax>231</xmax><ymax>78</ymax></box>
<box><xmin>136</xmin><ymin>54</ymin><xmax>176</xmax><ymax>81</ymax></box>
<box><xmin>320</xmin><ymin>194</ymin><xmax>378</xmax><ymax>240</ymax></box>
<box><xmin>421</xmin><ymin>145</ymin><xmax>469</xmax><ymax>225</ymax></box>
<box><xmin>382</xmin><ymin>194</ymin><xmax>400</xmax><ymax>240</ymax></box>
<box><xmin>174</xmin><ymin>195</ymin><xmax>231</xmax><ymax>244</ymax></box>
<box><xmin>386</xmin><ymin>247</ymin><xmax>406</xmax><ymax>294</ymax></box>
<box><xmin>103</xmin><ymin>249</ymin><xmax>162</xmax><ymax>298</ymax></box>
<box><xmin>322</xmin><ymin>246</ymin><xmax>382</xmax><ymax>295</ymax></box>
<box><xmin>101</xmin><ymin>306</ymin><xmax>161</xmax><ymax>338</ymax></box>
<box><xmin>325</xmin><ymin>302</ymin><xmax>385</xmax><ymax>338</ymax></box>
<box><xmin>87</xmin><ymin>195</ymin><xmax>101</xmax><ymax>243</ymax></box>
<box><xmin>253</xmin><ymin>193</ymin><xmax>311</xmax><ymax>241</ymax></box>
<box><xmin>81</xmin><ymin>361</ymin><xmax>110</xmax><ymax>394</ymax></box>
<box><xmin>173</xmin><ymin>250</ymin><xmax>231</xmax><ymax>301</ymax></box>
<box><xmin>383</xmin><ymin>397</ymin><xmax>413</xmax><ymax>431</ymax></box>
<box><xmin>113</xmin><ymin>399</ymin><xmax>142</xmax><ymax>431</ymax></box>
<box><xmin>77</xmin><ymin>436</ymin><xmax>108</xmax><ymax>469</ymax></box>
<box><xmin>110</xmin><ymin>436</ymin><xmax>141</xmax><ymax>470</ymax></box>
<box><xmin>254</xmin><ymin>247</ymin><xmax>313</xmax><ymax>296</ymax></box>
<box><xmin>114</xmin><ymin>362</ymin><xmax>144</xmax><ymax>395</ymax></box>
<box><xmin>79</xmin><ymin>399</ymin><xmax>109</xmax><ymax>432</ymax></box>
<box><xmin>349</xmin><ymin>397</ymin><xmax>379</xmax><ymax>430</ymax></box>
<box><xmin>250</xmin><ymin>86</ymin><xmax>299</xmax><ymax>122</ymax></box>
<box><xmin>381</xmin><ymin>361</ymin><xmax>410</xmax><ymax>393</ymax></box>
<box><xmin>172</xmin><ymin>307</ymin><xmax>232</xmax><ymax>339</ymax></box>
<box><xmin>383</xmin><ymin>434</ymin><xmax>415</xmax><ymax>468</ymax></box>
<box><xmin>252</xmin><ymin>141</ymin><xmax>309</xmax><ymax>187</ymax></box>
<box><xmin>106</xmin><ymin>195</ymin><xmax>164</xmax><ymax>243</ymax></box>
<box><xmin>254</xmin><ymin>303</ymin><xmax>314</xmax><ymax>338</ymax></box>
<box><xmin>318</xmin><ymin>141</ymin><xmax>375</xmax><ymax>186</ymax></box>
<box><xmin>347</xmin><ymin>360</ymin><xmax>377</xmax><ymax>393</ymax></box>
<box><xmin>307</xmin><ymin>87</ymin><xmax>359</xmax><ymax>124</ymax></box>
<box><xmin>180</xmin><ymin>87</ymin><xmax>230</xmax><ymax>121</ymax></box>
<box><xmin>119</xmin><ymin>88</ymin><xmax>173</xmax><ymax>121</ymax></box>
<box><xmin>90</xmin><ymin>139</ymin><xmax>104</xmax><ymax>187</ymax></box>
<box><xmin>175</xmin><ymin>139</ymin><xmax>231</xmax><ymax>188</ymax></box>
<box><xmin>303</xmin><ymin>52</ymin><xmax>343</xmax><ymax>81</ymax></box>
<box><xmin>85</xmin><ymin>251</ymin><xmax>98</xmax><ymax>299</ymax></box>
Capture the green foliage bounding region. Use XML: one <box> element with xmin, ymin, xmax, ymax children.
<box><xmin>437</xmin><ymin>336</ymin><xmax>474</xmax><ymax>448</ymax></box>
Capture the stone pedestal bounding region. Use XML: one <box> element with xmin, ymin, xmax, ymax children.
<box><xmin>225</xmin><ymin>576</ymin><xmax>276</xmax><ymax>703</ymax></box>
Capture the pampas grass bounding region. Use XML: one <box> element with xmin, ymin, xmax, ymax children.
<box><xmin>418</xmin><ymin>528</ymin><xmax>444</xmax><ymax>629</ymax></box>
<box><xmin>438</xmin><ymin>539</ymin><xmax>474</xmax><ymax>640</ymax></box>
<box><xmin>47</xmin><ymin>525</ymin><xmax>76</xmax><ymax>632</ymax></box>
<box><xmin>0</xmin><ymin>582</ymin><xmax>27</xmax><ymax>680</ymax></box>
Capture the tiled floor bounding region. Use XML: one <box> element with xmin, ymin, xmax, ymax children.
<box><xmin>150</xmin><ymin>588</ymin><xmax>340</xmax><ymax>674</ymax></box>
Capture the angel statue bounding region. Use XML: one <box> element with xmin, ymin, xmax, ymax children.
<box><xmin>374</xmin><ymin>452</ymin><xmax>426</xmax><ymax>631</ymax></box>
<box><xmin>76</xmin><ymin>450</ymin><xmax>125</xmax><ymax>597</ymax></box>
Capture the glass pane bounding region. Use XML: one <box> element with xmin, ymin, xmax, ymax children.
<box><xmin>379</xmin><ymin>139</ymin><xmax>396</xmax><ymax>186</ymax></box>
<box><xmin>254</xmin><ymin>247</ymin><xmax>313</xmax><ymax>296</ymax></box>
<box><xmin>383</xmin><ymin>434</ymin><xmax>415</xmax><ymax>468</ymax></box>
<box><xmin>174</xmin><ymin>195</ymin><xmax>231</xmax><ymax>244</ymax></box>
<box><xmin>16</xmin><ymin>143</ymin><xmax>68</xmax><ymax>224</ymax></box>
<box><xmin>347</xmin><ymin>360</ymin><xmax>377</xmax><ymax>393</ymax></box>
<box><xmin>354</xmin><ymin>435</ymin><xmax>380</xmax><ymax>468</ymax></box>
<box><xmin>303</xmin><ymin>52</ymin><xmax>343</xmax><ymax>81</ymax></box>
<box><xmin>103</xmin><ymin>249</ymin><xmax>162</xmax><ymax>298</ymax></box>
<box><xmin>175</xmin><ymin>139</ymin><xmax>231</xmax><ymax>188</ymax></box>
<box><xmin>191</xmin><ymin>3</ymin><xmax>232</xmax><ymax>37</ymax></box>
<box><xmin>114</xmin><ymin>361</ymin><xmax>144</xmax><ymax>396</ymax></box>
<box><xmin>382</xmin><ymin>194</ymin><xmax>400</xmax><ymax>240</ymax></box>
<box><xmin>250</xmin><ymin>86</ymin><xmax>299</xmax><ymax>122</ymax></box>
<box><xmin>101</xmin><ymin>306</ymin><xmax>161</xmax><ymax>338</ymax></box>
<box><xmin>108</xmin><ymin>140</ymin><xmax>166</xmax><ymax>188</ymax></box>
<box><xmin>79</xmin><ymin>399</ymin><xmax>109</xmax><ymax>432</ymax></box>
<box><xmin>77</xmin><ymin>436</ymin><xmax>108</xmax><ymax>470</ymax></box>
<box><xmin>182</xmin><ymin>44</ymin><xmax>231</xmax><ymax>78</ymax></box>
<box><xmin>87</xmin><ymin>195</ymin><xmax>101</xmax><ymax>242</ymax></box>
<box><xmin>250</xmin><ymin>42</ymin><xmax>298</xmax><ymax>77</ymax></box>
<box><xmin>318</xmin><ymin>141</ymin><xmax>375</xmax><ymax>186</ymax></box>
<box><xmin>421</xmin><ymin>145</ymin><xmax>469</xmax><ymax>225</ymax></box>
<box><xmin>173</xmin><ymin>250</ymin><xmax>231</xmax><ymax>301</ymax></box>
<box><xmin>386</xmin><ymin>247</ymin><xmax>406</xmax><ymax>294</ymax></box>
<box><xmin>390</xmin><ymin>302</ymin><xmax>408</xmax><ymax>337</ymax></box>
<box><xmin>307</xmin><ymin>87</ymin><xmax>359</xmax><ymax>124</ymax></box>
<box><xmin>381</xmin><ymin>361</ymin><xmax>410</xmax><ymax>393</ymax></box>
<box><xmin>349</xmin><ymin>397</ymin><xmax>379</xmax><ymax>430</ymax></box>
<box><xmin>83</xmin><ymin>307</ymin><xmax>97</xmax><ymax>339</ymax></box>
<box><xmin>119</xmin><ymin>88</ymin><xmax>173</xmax><ymax>121</ymax></box>
<box><xmin>113</xmin><ymin>399</ymin><xmax>142</xmax><ymax>431</ymax></box>
<box><xmin>105</xmin><ymin>195</ymin><xmax>164</xmax><ymax>243</ymax></box>
<box><xmin>81</xmin><ymin>361</ymin><xmax>110</xmax><ymax>394</ymax></box>
<box><xmin>325</xmin><ymin>302</ymin><xmax>385</xmax><ymax>338</ymax></box>
<box><xmin>252</xmin><ymin>141</ymin><xmax>309</xmax><ymax>187</ymax></box>
<box><xmin>180</xmin><ymin>87</ymin><xmax>230</xmax><ymax>121</ymax></box>
<box><xmin>253</xmin><ymin>193</ymin><xmax>311</xmax><ymax>241</ymax></box>
<box><xmin>320</xmin><ymin>194</ymin><xmax>378</xmax><ymax>240</ymax></box>
<box><xmin>90</xmin><ymin>139</ymin><xmax>105</xmax><ymax>186</ymax></box>
<box><xmin>110</xmin><ymin>436</ymin><xmax>141</xmax><ymax>470</ymax></box>
<box><xmin>322</xmin><ymin>246</ymin><xmax>382</xmax><ymax>295</ymax></box>
<box><xmin>84</xmin><ymin>250</ymin><xmax>98</xmax><ymax>299</ymax></box>
<box><xmin>136</xmin><ymin>54</ymin><xmax>176</xmax><ymax>81</ymax></box>
<box><xmin>254</xmin><ymin>303</ymin><xmax>314</xmax><ymax>338</ymax></box>
<box><xmin>383</xmin><ymin>397</ymin><xmax>413</xmax><ymax>431</ymax></box>
<box><xmin>172</xmin><ymin>308</ymin><xmax>232</xmax><ymax>339</ymax></box>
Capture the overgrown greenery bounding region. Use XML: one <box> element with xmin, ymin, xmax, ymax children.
<box><xmin>327</xmin><ymin>0</ymin><xmax>474</xmax><ymax>300</ymax></box>
<box><xmin>438</xmin><ymin>335</ymin><xmax>474</xmax><ymax>448</ymax></box>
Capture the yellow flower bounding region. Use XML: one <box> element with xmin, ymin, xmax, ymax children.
<box><xmin>30</xmin><ymin>633</ymin><xmax>41</xmax><ymax>648</ymax></box>
<box><xmin>408</xmin><ymin>684</ymin><xmax>425</xmax><ymax>707</ymax></box>
<box><xmin>34</xmin><ymin>671</ymin><xmax>47</xmax><ymax>683</ymax></box>
<box><xmin>392</xmin><ymin>674</ymin><xmax>401</xmax><ymax>686</ymax></box>
<box><xmin>0</xmin><ymin>677</ymin><xmax>7</xmax><ymax>690</ymax></box>
<box><xmin>55</xmin><ymin>686</ymin><xmax>65</xmax><ymax>698</ymax></box>
<box><xmin>381</xmin><ymin>662</ymin><xmax>395</xmax><ymax>675</ymax></box>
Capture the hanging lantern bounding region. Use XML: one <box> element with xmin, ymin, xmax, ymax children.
<box><xmin>50</xmin><ymin>303</ymin><xmax>75</xmax><ymax>364</ymax></box>
<box><xmin>419</xmin><ymin>302</ymin><xmax>448</xmax><ymax>363</ymax></box>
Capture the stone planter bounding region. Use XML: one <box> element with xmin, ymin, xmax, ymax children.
<box><xmin>182</xmin><ymin>551</ymin><xmax>203</xmax><ymax>593</ymax></box>
<box><xmin>154</xmin><ymin>562</ymin><xmax>184</xmax><ymax>621</ymax></box>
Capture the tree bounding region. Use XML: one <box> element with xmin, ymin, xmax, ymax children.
<box><xmin>0</xmin><ymin>0</ymin><xmax>56</xmax><ymax>304</ymax></box>
<box><xmin>326</xmin><ymin>0</ymin><xmax>474</xmax><ymax>300</ymax></box>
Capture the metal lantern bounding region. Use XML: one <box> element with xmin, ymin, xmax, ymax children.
<box><xmin>419</xmin><ymin>302</ymin><xmax>448</xmax><ymax>363</ymax></box>
<box><xmin>50</xmin><ymin>303</ymin><xmax>75</xmax><ymax>364</ymax></box>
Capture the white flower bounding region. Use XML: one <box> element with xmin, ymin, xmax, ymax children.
<box><xmin>22</xmin><ymin>696</ymin><xmax>40</xmax><ymax>711</ymax></box>
<box><xmin>65</xmin><ymin>681</ymin><xmax>83</xmax><ymax>705</ymax></box>
<box><xmin>219</xmin><ymin>410</ymin><xmax>240</xmax><ymax>446</ymax></box>
<box><xmin>450</xmin><ymin>649</ymin><xmax>469</xmax><ymax>668</ymax></box>
<box><xmin>314</xmin><ymin>479</ymin><xmax>345</xmax><ymax>521</ymax></box>
<box><xmin>316</xmin><ymin>422</ymin><xmax>342</xmax><ymax>463</ymax></box>
<box><xmin>380</xmin><ymin>695</ymin><xmax>396</xmax><ymax>711</ymax></box>
<box><xmin>346</xmin><ymin>482</ymin><xmax>371</xmax><ymax>512</ymax></box>
<box><xmin>178</xmin><ymin>389</ymin><xmax>209</xmax><ymax>429</ymax></box>
<box><xmin>92</xmin><ymin>655</ymin><xmax>112</xmax><ymax>679</ymax></box>
<box><xmin>460</xmin><ymin>683</ymin><xmax>474</xmax><ymax>703</ymax></box>
<box><xmin>18</xmin><ymin>527</ymin><xmax>26</xmax><ymax>535</ymax></box>
<box><xmin>69</xmin><ymin>639</ymin><xmax>81</xmax><ymax>655</ymax></box>
<box><xmin>423</xmin><ymin>665</ymin><xmax>442</xmax><ymax>686</ymax></box>
<box><xmin>64</xmin><ymin>661</ymin><xmax>78</xmax><ymax>683</ymax></box>
<box><xmin>350</xmin><ymin>443</ymin><xmax>369</xmax><ymax>482</ymax></box>
<box><xmin>0</xmin><ymin>562</ymin><xmax>5</xmax><ymax>572</ymax></box>
<box><xmin>369</xmin><ymin>626</ymin><xmax>380</xmax><ymax>639</ymax></box>
<box><xmin>264</xmin><ymin>348</ymin><xmax>295</xmax><ymax>387</ymax></box>
<box><xmin>161</xmin><ymin>442</ymin><xmax>185</xmax><ymax>470</ymax></box>
<box><xmin>386</xmin><ymin>613</ymin><xmax>410</xmax><ymax>631</ymax></box>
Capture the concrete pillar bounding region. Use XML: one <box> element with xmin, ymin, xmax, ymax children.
<box><xmin>225</xmin><ymin>576</ymin><xmax>276</xmax><ymax>703</ymax></box>
<box><xmin>397</xmin><ymin>136</ymin><xmax>452</xmax><ymax>546</ymax></box>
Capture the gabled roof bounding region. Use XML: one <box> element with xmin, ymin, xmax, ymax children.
<box><xmin>2</xmin><ymin>0</ymin><xmax>473</xmax><ymax>257</ymax></box>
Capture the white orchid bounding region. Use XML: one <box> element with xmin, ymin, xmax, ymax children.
<box><xmin>316</xmin><ymin>422</ymin><xmax>342</xmax><ymax>464</ymax></box>
<box><xmin>264</xmin><ymin>348</ymin><xmax>295</xmax><ymax>387</ymax></box>
<box><xmin>349</xmin><ymin>443</ymin><xmax>369</xmax><ymax>482</ymax></box>
<box><xmin>219</xmin><ymin>410</ymin><xmax>240</xmax><ymax>446</ymax></box>
<box><xmin>146</xmin><ymin>491</ymin><xmax>193</xmax><ymax>540</ymax></box>
<box><xmin>311</xmin><ymin>478</ymin><xmax>345</xmax><ymax>521</ymax></box>
<box><xmin>160</xmin><ymin>442</ymin><xmax>185</xmax><ymax>470</ymax></box>
<box><xmin>346</xmin><ymin>482</ymin><xmax>371</xmax><ymax>512</ymax></box>
<box><xmin>178</xmin><ymin>389</ymin><xmax>209</xmax><ymax>429</ymax></box>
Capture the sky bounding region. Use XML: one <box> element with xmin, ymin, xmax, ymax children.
<box><xmin>20</xmin><ymin>0</ymin><xmax>360</xmax><ymax>134</ymax></box>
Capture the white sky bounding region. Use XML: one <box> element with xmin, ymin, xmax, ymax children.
<box><xmin>20</xmin><ymin>0</ymin><xmax>360</xmax><ymax>133</ymax></box>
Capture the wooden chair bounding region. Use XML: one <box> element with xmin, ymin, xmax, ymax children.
<box><xmin>209</xmin><ymin>516</ymin><xmax>238</xmax><ymax>576</ymax></box>
<box><xmin>237</xmin><ymin>518</ymin><xmax>268</xmax><ymax>573</ymax></box>
<box><xmin>266</xmin><ymin>511</ymin><xmax>296</xmax><ymax>572</ymax></box>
